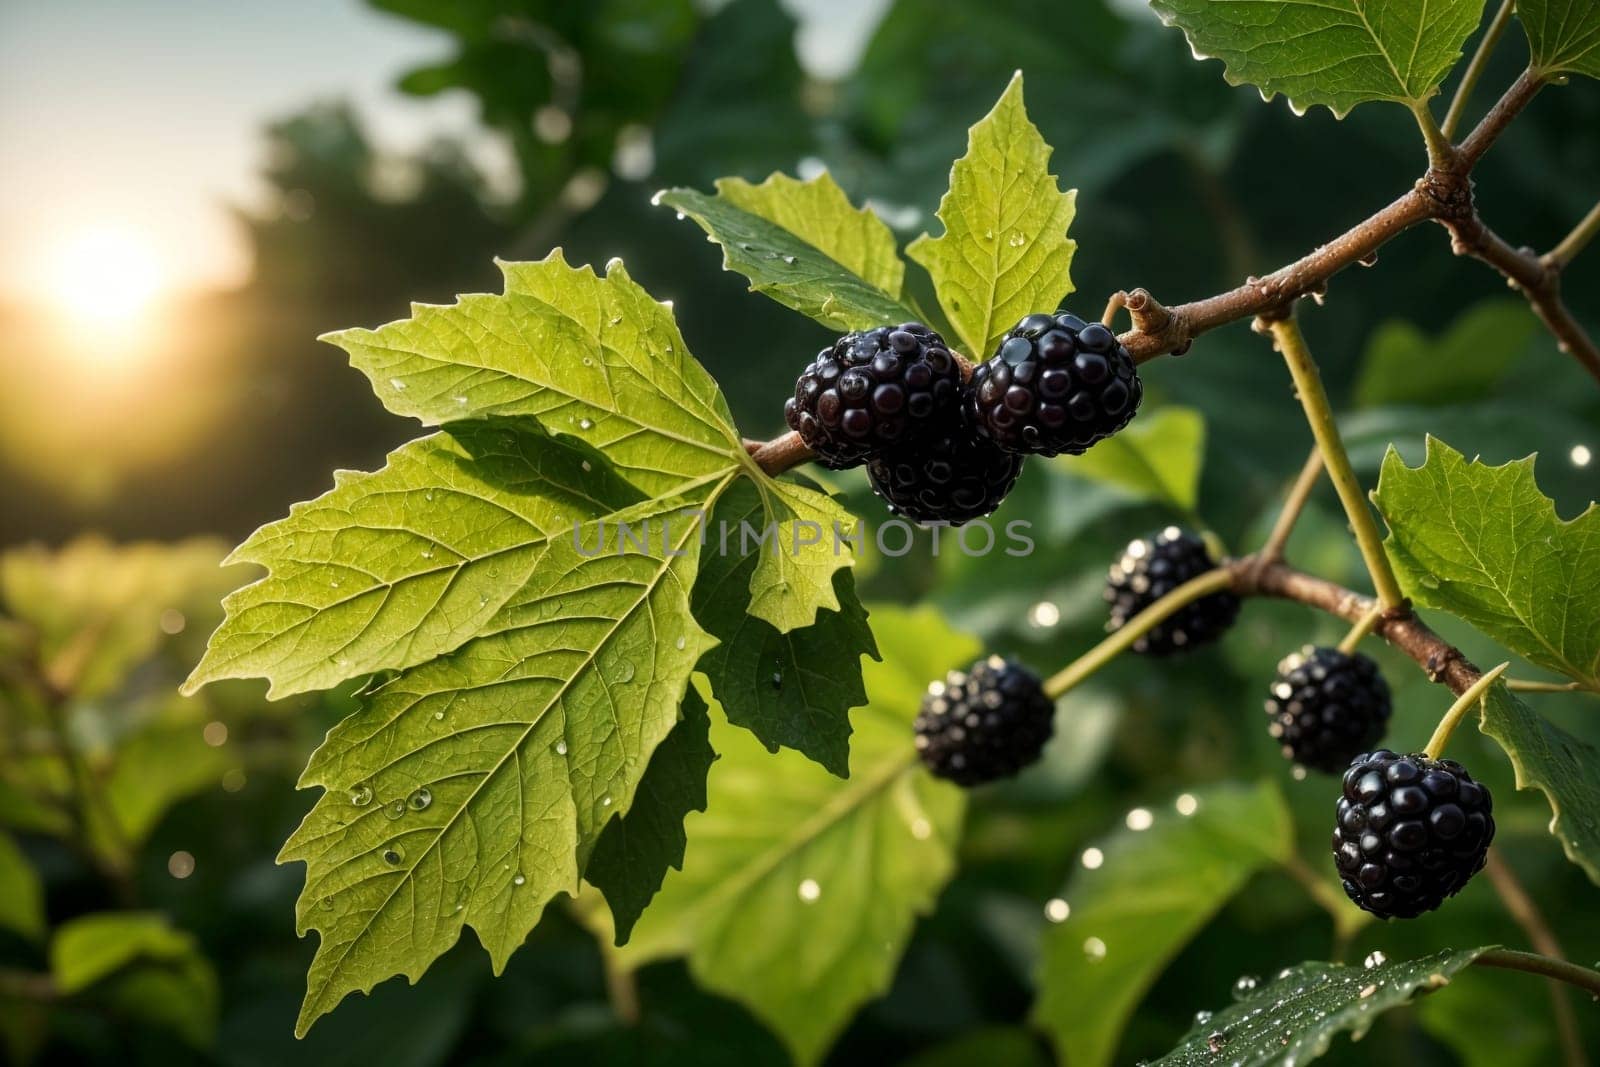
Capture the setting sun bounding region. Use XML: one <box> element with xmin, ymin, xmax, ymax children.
<box><xmin>43</xmin><ymin>227</ymin><xmax>169</xmax><ymax>325</ymax></box>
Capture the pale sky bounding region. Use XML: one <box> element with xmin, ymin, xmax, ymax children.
<box><xmin>0</xmin><ymin>0</ymin><xmax>886</xmax><ymax>303</ymax></box>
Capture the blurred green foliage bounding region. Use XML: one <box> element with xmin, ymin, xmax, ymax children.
<box><xmin>2</xmin><ymin>0</ymin><xmax>1598</xmax><ymax>1063</ymax></box>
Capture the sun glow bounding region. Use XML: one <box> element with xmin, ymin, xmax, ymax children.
<box><xmin>43</xmin><ymin>227</ymin><xmax>169</xmax><ymax>325</ymax></box>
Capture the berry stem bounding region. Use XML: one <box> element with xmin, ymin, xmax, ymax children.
<box><xmin>1549</xmin><ymin>198</ymin><xmax>1600</xmax><ymax>269</ymax></box>
<box><xmin>1473</xmin><ymin>949</ymin><xmax>1600</xmax><ymax>1000</ymax></box>
<box><xmin>1423</xmin><ymin>662</ymin><xmax>1510</xmax><ymax>759</ymax></box>
<box><xmin>1441</xmin><ymin>0</ymin><xmax>1516</xmax><ymax>141</ymax></box>
<box><xmin>1258</xmin><ymin>446</ymin><xmax>1324</xmax><ymax>564</ymax></box>
<box><xmin>1336</xmin><ymin>603</ymin><xmax>1386</xmax><ymax>655</ymax></box>
<box><xmin>1041</xmin><ymin>568</ymin><xmax>1234</xmax><ymax>700</ymax></box>
<box><xmin>1265</xmin><ymin>315</ymin><xmax>1406</xmax><ymax>609</ymax></box>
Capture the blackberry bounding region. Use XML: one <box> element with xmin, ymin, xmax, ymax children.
<box><xmin>785</xmin><ymin>323</ymin><xmax>961</xmax><ymax>469</ymax></box>
<box><xmin>1104</xmin><ymin>527</ymin><xmax>1239</xmax><ymax>655</ymax></box>
<box><xmin>915</xmin><ymin>655</ymin><xmax>1054</xmax><ymax>786</ymax></box>
<box><xmin>966</xmin><ymin>311</ymin><xmax>1142</xmax><ymax>456</ymax></box>
<box><xmin>1267</xmin><ymin>647</ymin><xmax>1392</xmax><ymax>773</ymax></box>
<box><xmin>1333</xmin><ymin>750</ymin><xmax>1494</xmax><ymax>919</ymax></box>
<box><xmin>867</xmin><ymin>420</ymin><xmax>1024</xmax><ymax>526</ymax></box>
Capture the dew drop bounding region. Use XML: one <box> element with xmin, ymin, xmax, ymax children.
<box><xmin>771</xmin><ymin>670</ymin><xmax>783</xmax><ymax>689</ymax></box>
<box><xmin>320</xmin><ymin>898</ymin><xmax>334</xmax><ymax>911</ymax></box>
<box><xmin>1232</xmin><ymin>974</ymin><xmax>1259</xmax><ymax>999</ymax></box>
<box><xmin>555</xmin><ymin>740</ymin><xmax>569</xmax><ymax>756</ymax></box>
<box><xmin>609</xmin><ymin>314</ymin><xmax>623</xmax><ymax>325</ymax></box>
<box><xmin>581</xmin><ymin>460</ymin><xmax>592</xmax><ymax>472</ymax></box>
<box><xmin>675</xmin><ymin>635</ymin><xmax>687</xmax><ymax>650</ymax></box>
<box><xmin>513</xmin><ymin>873</ymin><xmax>526</xmax><ymax>887</ymax></box>
<box><xmin>1194</xmin><ymin>1009</ymin><xmax>1214</xmax><ymax>1026</ymax></box>
<box><xmin>610</xmin><ymin>659</ymin><xmax>636</xmax><ymax>683</ymax></box>
<box><xmin>798</xmin><ymin>878</ymin><xmax>821</xmax><ymax>902</ymax></box>
<box><xmin>1363</xmin><ymin>950</ymin><xmax>1387</xmax><ymax>969</ymax></box>
<box><xmin>1044</xmin><ymin>897</ymin><xmax>1070</xmax><ymax>923</ymax></box>
<box><xmin>349</xmin><ymin>783</ymin><xmax>374</xmax><ymax>807</ymax></box>
<box><xmin>407</xmin><ymin>787</ymin><xmax>433</xmax><ymax>812</ymax></box>
<box><xmin>383</xmin><ymin>798</ymin><xmax>407</xmax><ymax>820</ymax></box>
<box><xmin>601</xmin><ymin>794</ymin><xmax>613</xmax><ymax>807</ymax></box>
<box><xmin>383</xmin><ymin>847</ymin><xmax>404</xmax><ymax>865</ymax></box>
<box><xmin>421</xmin><ymin>546</ymin><xmax>435</xmax><ymax>560</ymax></box>
<box><xmin>983</xmin><ymin>229</ymin><xmax>994</xmax><ymax>240</ymax></box>
<box><xmin>434</xmin><ymin>710</ymin><xmax>445</xmax><ymax>721</ymax></box>
<box><xmin>910</xmin><ymin>817</ymin><xmax>932</xmax><ymax>840</ymax></box>
<box><xmin>781</xmin><ymin>254</ymin><xmax>797</xmax><ymax>265</ymax></box>
<box><xmin>1007</xmin><ymin>232</ymin><xmax>1026</xmax><ymax>247</ymax></box>
<box><xmin>1083</xmin><ymin>936</ymin><xmax>1107</xmax><ymax>962</ymax></box>
<box><xmin>454</xmin><ymin>395</ymin><xmax>469</xmax><ymax>406</ymax></box>
<box><xmin>389</xmin><ymin>378</ymin><xmax>408</xmax><ymax>391</ymax></box>
<box><xmin>578</xmin><ymin>418</ymin><xmax>595</xmax><ymax>430</ymax></box>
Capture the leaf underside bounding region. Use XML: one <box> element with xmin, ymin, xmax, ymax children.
<box><xmin>1148</xmin><ymin>0</ymin><xmax>1485</xmax><ymax>116</ymax></box>
<box><xmin>1517</xmin><ymin>0</ymin><xmax>1600</xmax><ymax>79</ymax></box>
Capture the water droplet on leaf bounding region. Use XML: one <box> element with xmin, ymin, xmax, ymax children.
<box><xmin>349</xmin><ymin>784</ymin><xmax>374</xmax><ymax>807</ymax></box>
<box><xmin>407</xmin><ymin>787</ymin><xmax>432</xmax><ymax>811</ymax></box>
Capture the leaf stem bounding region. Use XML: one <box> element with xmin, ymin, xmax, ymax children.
<box><xmin>1042</xmin><ymin>568</ymin><xmax>1233</xmax><ymax>700</ymax></box>
<box><xmin>1483</xmin><ymin>851</ymin><xmax>1589</xmax><ymax>1067</ymax></box>
<box><xmin>1411</xmin><ymin>102</ymin><xmax>1457</xmax><ymax>170</ymax></box>
<box><xmin>1259</xmin><ymin>447</ymin><xmax>1324</xmax><ymax>565</ymax></box>
<box><xmin>1506</xmin><ymin>678</ymin><xmax>1593</xmax><ymax>695</ymax></box>
<box><xmin>1549</xmin><ymin>198</ymin><xmax>1600</xmax><ymax>269</ymax></box>
<box><xmin>1441</xmin><ymin>0</ymin><xmax>1517</xmax><ymax>141</ymax></box>
<box><xmin>1265</xmin><ymin>315</ymin><xmax>1405</xmax><ymax>608</ymax></box>
<box><xmin>1474</xmin><ymin>949</ymin><xmax>1600</xmax><ymax>1000</ymax></box>
<box><xmin>1423</xmin><ymin>663</ymin><xmax>1509</xmax><ymax>759</ymax></box>
<box><xmin>600</xmin><ymin>943</ymin><xmax>641</xmax><ymax>1025</ymax></box>
<box><xmin>1337</xmin><ymin>603</ymin><xmax>1386</xmax><ymax>655</ymax></box>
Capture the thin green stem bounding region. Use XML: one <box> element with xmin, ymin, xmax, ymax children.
<box><xmin>1337</xmin><ymin>603</ymin><xmax>1386</xmax><ymax>654</ymax></box>
<box><xmin>1411</xmin><ymin>101</ymin><xmax>1457</xmax><ymax>169</ymax></box>
<box><xmin>1442</xmin><ymin>0</ymin><xmax>1517</xmax><ymax>140</ymax></box>
<box><xmin>1042</xmin><ymin>569</ymin><xmax>1234</xmax><ymax>699</ymax></box>
<box><xmin>1507</xmin><ymin>678</ymin><xmax>1592</xmax><ymax>694</ymax></box>
<box><xmin>1474</xmin><ymin>949</ymin><xmax>1600</xmax><ymax>999</ymax></box>
<box><xmin>1424</xmin><ymin>663</ymin><xmax>1510</xmax><ymax>758</ymax></box>
<box><xmin>1267</xmin><ymin>316</ymin><xmax>1406</xmax><ymax>608</ymax></box>
<box><xmin>1549</xmin><ymin>198</ymin><xmax>1600</xmax><ymax>268</ymax></box>
<box><xmin>1259</xmin><ymin>447</ymin><xmax>1324</xmax><ymax>564</ymax></box>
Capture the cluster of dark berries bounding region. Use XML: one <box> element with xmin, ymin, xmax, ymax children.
<box><xmin>1333</xmin><ymin>750</ymin><xmax>1494</xmax><ymax>918</ymax></box>
<box><xmin>786</xmin><ymin>313</ymin><xmax>1142</xmax><ymax>525</ymax></box>
<box><xmin>915</xmin><ymin>655</ymin><xmax>1054</xmax><ymax>785</ymax></box>
<box><xmin>1104</xmin><ymin>527</ymin><xmax>1240</xmax><ymax>655</ymax></box>
<box><xmin>1266</xmin><ymin>646</ymin><xmax>1391</xmax><ymax>773</ymax></box>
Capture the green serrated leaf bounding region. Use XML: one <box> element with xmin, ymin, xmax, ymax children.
<box><xmin>0</xmin><ymin>832</ymin><xmax>44</xmax><ymax>941</ymax></box>
<box><xmin>908</xmin><ymin>72</ymin><xmax>1077</xmax><ymax>360</ymax></box>
<box><xmin>1518</xmin><ymin>0</ymin><xmax>1600</xmax><ymax>78</ymax></box>
<box><xmin>278</xmin><ymin>488</ymin><xmax>725</xmax><ymax>1036</ymax></box>
<box><xmin>1032</xmin><ymin>781</ymin><xmax>1293</xmax><ymax>1067</ymax></box>
<box><xmin>1054</xmin><ymin>406</ymin><xmax>1206</xmax><ymax>512</ymax></box>
<box><xmin>1374</xmin><ymin>436</ymin><xmax>1600</xmax><ymax>689</ymax></box>
<box><xmin>320</xmin><ymin>249</ymin><xmax>743</xmax><ymax>497</ymax></box>
<box><xmin>693</xmin><ymin>480</ymin><xmax>878</xmax><ymax>774</ymax></box>
<box><xmin>184</xmin><ymin>421</ymin><xmax>641</xmax><ymax>698</ymax></box>
<box><xmin>587</xmin><ymin>689</ymin><xmax>716</xmax><ymax>944</ymax></box>
<box><xmin>1150</xmin><ymin>948</ymin><xmax>1493</xmax><ymax>1066</ymax></box>
<box><xmin>1355</xmin><ymin>300</ymin><xmax>1538</xmax><ymax>408</ymax></box>
<box><xmin>618</xmin><ymin>605</ymin><xmax>974</xmax><ymax>1066</ymax></box>
<box><xmin>742</xmin><ymin>472</ymin><xmax>861</xmax><ymax>633</ymax></box>
<box><xmin>1149</xmin><ymin>0</ymin><xmax>1485</xmax><ymax>117</ymax></box>
<box><xmin>1478</xmin><ymin>682</ymin><xmax>1600</xmax><ymax>883</ymax></box>
<box><xmin>659</xmin><ymin>179</ymin><xmax>920</xmax><ymax>332</ymax></box>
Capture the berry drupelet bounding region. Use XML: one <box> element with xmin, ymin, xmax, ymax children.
<box><xmin>1104</xmin><ymin>527</ymin><xmax>1240</xmax><ymax>655</ymax></box>
<box><xmin>785</xmin><ymin>323</ymin><xmax>961</xmax><ymax>469</ymax></box>
<box><xmin>966</xmin><ymin>311</ymin><xmax>1142</xmax><ymax>456</ymax></box>
<box><xmin>1333</xmin><ymin>750</ymin><xmax>1494</xmax><ymax>919</ymax></box>
<box><xmin>1267</xmin><ymin>646</ymin><xmax>1392</xmax><ymax>773</ymax></box>
<box><xmin>915</xmin><ymin>655</ymin><xmax>1054</xmax><ymax>786</ymax></box>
